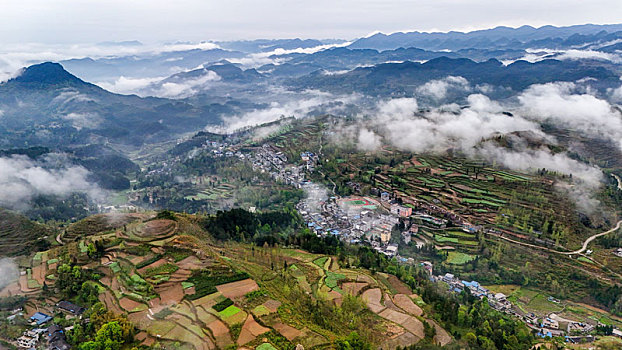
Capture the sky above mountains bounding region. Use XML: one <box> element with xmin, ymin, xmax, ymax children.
<box><xmin>2</xmin><ymin>0</ymin><xmax>622</xmax><ymax>44</ymax></box>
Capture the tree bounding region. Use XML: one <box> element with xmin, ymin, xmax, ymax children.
<box><xmin>335</xmin><ymin>331</ymin><xmax>372</xmax><ymax>350</ymax></box>
<box><xmin>464</xmin><ymin>332</ymin><xmax>477</xmax><ymax>347</ymax></box>
<box><xmin>79</xmin><ymin>321</ymin><xmax>125</xmax><ymax>350</ymax></box>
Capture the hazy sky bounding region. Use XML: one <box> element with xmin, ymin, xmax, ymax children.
<box><xmin>1</xmin><ymin>0</ymin><xmax>622</xmax><ymax>44</ymax></box>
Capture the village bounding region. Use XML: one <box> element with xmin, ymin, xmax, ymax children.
<box><xmin>249</xmin><ymin>143</ymin><xmax>622</xmax><ymax>346</ymax></box>
<box><xmin>8</xmin><ymin>300</ymin><xmax>84</xmax><ymax>349</ymax></box>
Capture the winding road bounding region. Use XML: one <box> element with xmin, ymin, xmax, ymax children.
<box><xmin>489</xmin><ymin>220</ymin><xmax>622</xmax><ymax>256</ymax></box>
<box><xmin>563</xmin><ymin>220</ymin><xmax>622</xmax><ymax>255</ymax></box>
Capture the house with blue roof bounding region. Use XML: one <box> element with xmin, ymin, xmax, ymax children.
<box><xmin>30</xmin><ymin>312</ymin><xmax>52</xmax><ymax>325</ymax></box>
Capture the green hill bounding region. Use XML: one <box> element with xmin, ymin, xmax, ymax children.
<box><xmin>0</xmin><ymin>208</ymin><xmax>52</xmax><ymax>256</ymax></box>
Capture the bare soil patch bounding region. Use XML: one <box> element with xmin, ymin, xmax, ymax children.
<box><xmin>427</xmin><ymin>319</ymin><xmax>452</xmax><ymax>346</ymax></box>
<box><xmin>342</xmin><ymin>282</ymin><xmax>368</xmax><ymax>295</ymax></box>
<box><xmin>207</xmin><ymin>319</ymin><xmax>229</xmax><ymax>337</ymax></box>
<box><xmin>139</xmin><ymin>220</ymin><xmax>176</xmax><ymax>237</ymax></box>
<box><xmin>119</xmin><ymin>297</ymin><xmax>144</xmax><ymax>312</ymax></box>
<box><xmin>99</xmin><ymin>290</ymin><xmax>122</xmax><ymax>314</ymax></box>
<box><xmin>217</xmin><ymin>279</ymin><xmax>259</xmax><ymax>299</ymax></box>
<box><xmin>32</xmin><ymin>264</ymin><xmax>46</xmax><ymax>285</ymax></box>
<box><xmin>273</xmin><ymin>322</ymin><xmax>302</xmax><ymax>341</ymax></box>
<box><xmin>237</xmin><ymin>315</ymin><xmax>270</xmax><ymax>345</ymax></box>
<box><xmin>385</xmin><ymin>331</ymin><xmax>420</xmax><ymax>349</ymax></box>
<box><xmin>362</xmin><ymin>288</ymin><xmax>384</xmax><ymax>313</ymax></box>
<box><xmin>393</xmin><ymin>294</ymin><xmax>423</xmax><ymax>316</ymax></box>
<box><xmin>0</xmin><ymin>282</ymin><xmax>21</xmax><ymax>297</ymax></box>
<box><xmin>262</xmin><ymin>299</ymin><xmax>282</xmax><ymax>313</ymax></box>
<box><xmin>157</xmin><ymin>283</ymin><xmax>185</xmax><ymax>305</ymax></box>
<box><xmin>137</xmin><ymin>258</ymin><xmax>168</xmax><ymax>275</ymax></box>
<box><xmin>387</xmin><ymin>274</ymin><xmax>412</xmax><ymax>295</ymax></box>
<box><xmin>175</xmin><ymin>256</ymin><xmax>204</xmax><ymax>270</ymax></box>
<box><xmin>401</xmin><ymin>318</ymin><xmax>425</xmax><ymax>339</ymax></box>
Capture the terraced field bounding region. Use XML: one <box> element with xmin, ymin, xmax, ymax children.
<box><xmin>0</xmin><ymin>211</ymin><xmax>456</xmax><ymax>348</ymax></box>
<box><xmin>0</xmin><ymin>209</ymin><xmax>51</xmax><ymax>256</ymax></box>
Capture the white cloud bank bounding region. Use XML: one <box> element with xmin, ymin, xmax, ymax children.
<box><xmin>416</xmin><ymin>76</ymin><xmax>470</xmax><ymax>100</ymax></box>
<box><xmin>329</xmin><ymin>78</ymin><xmax>619</xmax><ymax>212</ymax></box>
<box><xmin>0</xmin><ymin>154</ymin><xmax>104</xmax><ymax>210</ymax></box>
<box><xmin>518</xmin><ymin>82</ymin><xmax>622</xmax><ymax>150</ymax></box>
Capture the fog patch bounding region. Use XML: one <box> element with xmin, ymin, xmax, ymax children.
<box><xmin>154</xmin><ymin>70</ymin><xmax>221</xmax><ymax>98</ymax></box>
<box><xmin>555</xmin><ymin>49</ymin><xmax>622</xmax><ymax>63</ymax></box>
<box><xmin>330</xmin><ymin>91</ymin><xmax>607</xmax><ymax>213</ymax></box>
<box><xmin>61</xmin><ymin>112</ymin><xmax>102</xmax><ymax>130</ymax></box>
<box><xmin>0</xmin><ymin>258</ymin><xmax>19</xmax><ymax>290</ymax></box>
<box><xmin>518</xmin><ymin>82</ymin><xmax>622</xmax><ymax>150</ymax></box>
<box><xmin>213</xmin><ymin>91</ymin><xmax>359</xmax><ymax>133</ymax></box>
<box><xmin>301</xmin><ymin>182</ymin><xmax>329</xmax><ymax>213</ymax></box>
<box><xmin>97</xmin><ymin>76</ymin><xmax>165</xmax><ymax>95</ymax></box>
<box><xmin>416</xmin><ymin>76</ymin><xmax>470</xmax><ymax>100</ymax></box>
<box><xmin>0</xmin><ymin>154</ymin><xmax>105</xmax><ymax>210</ymax></box>
<box><xmin>357</xmin><ymin>128</ymin><xmax>382</xmax><ymax>152</ymax></box>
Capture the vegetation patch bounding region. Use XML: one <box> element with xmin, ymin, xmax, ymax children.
<box><xmin>218</xmin><ymin>305</ymin><xmax>242</xmax><ymax>318</ymax></box>
<box><xmin>256</xmin><ymin>343</ymin><xmax>278</xmax><ymax>350</ymax></box>
<box><xmin>446</xmin><ymin>252</ymin><xmax>476</xmax><ymax>265</ymax></box>
<box><xmin>213</xmin><ymin>298</ymin><xmax>234</xmax><ymax>312</ymax></box>
<box><xmin>313</xmin><ymin>256</ymin><xmax>329</xmax><ymax>268</ymax></box>
<box><xmin>185</xmin><ymin>268</ymin><xmax>250</xmax><ymax>300</ymax></box>
<box><xmin>253</xmin><ymin>305</ymin><xmax>271</xmax><ymax>317</ymax></box>
<box><xmin>325</xmin><ymin>271</ymin><xmax>346</xmax><ymax>289</ymax></box>
<box><xmin>143</xmin><ymin>262</ymin><xmax>179</xmax><ymax>278</ymax></box>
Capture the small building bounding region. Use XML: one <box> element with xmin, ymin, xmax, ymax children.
<box><xmin>441</xmin><ymin>273</ymin><xmax>454</xmax><ymax>283</ymax></box>
<box><xmin>390</xmin><ymin>204</ymin><xmax>412</xmax><ymax>217</ymax></box>
<box><xmin>524</xmin><ymin>313</ymin><xmax>538</xmax><ymax>324</ymax></box>
<box><xmin>566</xmin><ymin>335</ymin><xmax>595</xmax><ymax>344</ymax></box>
<box><xmin>17</xmin><ymin>335</ymin><xmax>37</xmax><ymax>348</ymax></box>
<box><xmin>385</xmin><ymin>244</ymin><xmax>399</xmax><ymax>257</ymax></box>
<box><xmin>30</xmin><ymin>312</ymin><xmax>52</xmax><ymax>326</ymax></box>
<box><xmin>420</xmin><ymin>261</ymin><xmax>433</xmax><ymax>275</ymax></box>
<box><xmin>57</xmin><ymin>301</ymin><xmax>86</xmax><ymax>316</ymax></box>
<box><xmin>381</xmin><ymin>192</ymin><xmax>390</xmax><ymax>202</ymax></box>
<box><xmin>493</xmin><ymin>293</ymin><xmax>507</xmax><ymax>302</ymax></box>
<box><xmin>567</xmin><ymin>322</ymin><xmax>594</xmax><ymax>334</ymax></box>
<box><xmin>613</xmin><ymin>248</ymin><xmax>622</xmax><ymax>258</ymax></box>
<box><xmin>541</xmin><ymin>317</ymin><xmax>559</xmax><ymax>330</ymax></box>
<box><xmin>48</xmin><ymin>324</ymin><xmax>71</xmax><ymax>350</ymax></box>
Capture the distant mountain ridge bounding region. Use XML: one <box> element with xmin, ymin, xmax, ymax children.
<box><xmin>292</xmin><ymin>56</ymin><xmax>620</xmax><ymax>96</ymax></box>
<box><xmin>0</xmin><ymin>62</ymin><xmax>244</xmax><ymax>147</ymax></box>
<box><xmin>349</xmin><ymin>23</ymin><xmax>622</xmax><ymax>51</ymax></box>
<box><xmin>12</xmin><ymin>62</ymin><xmax>87</xmax><ymax>86</ymax></box>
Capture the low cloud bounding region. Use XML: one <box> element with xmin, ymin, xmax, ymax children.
<box><xmin>301</xmin><ymin>182</ymin><xmax>329</xmax><ymax>213</ymax></box>
<box><xmin>329</xmin><ymin>90</ymin><xmax>607</xmax><ymax>213</ymax></box>
<box><xmin>377</xmin><ymin>94</ymin><xmax>542</xmax><ymax>153</ymax></box>
<box><xmin>608</xmin><ymin>84</ymin><xmax>622</xmax><ymax>104</ymax></box>
<box><xmin>416</xmin><ymin>76</ymin><xmax>470</xmax><ymax>100</ymax></box>
<box><xmin>213</xmin><ymin>90</ymin><xmax>358</xmax><ymax>133</ymax></box>
<box><xmin>555</xmin><ymin>49</ymin><xmax>622</xmax><ymax>63</ymax></box>
<box><xmin>61</xmin><ymin>112</ymin><xmax>102</xmax><ymax>130</ymax></box>
<box><xmin>0</xmin><ymin>258</ymin><xmax>19</xmax><ymax>290</ymax></box>
<box><xmin>228</xmin><ymin>41</ymin><xmax>352</xmax><ymax>68</ymax></box>
<box><xmin>0</xmin><ymin>154</ymin><xmax>104</xmax><ymax>210</ymax></box>
<box><xmin>97</xmin><ymin>76</ymin><xmax>165</xmax><ymax>95</ymax></box>
<box><xmin>518</xmin><ymin>82</ymin><xmax>622</xmax><ymax>149</ymax></box>
<box><xmin>155</xmin><ymin>70</ymin><xmax>221</xmax><ymax>98</ymax></box>
<box><xmin>357</xmin><ymin>128</ymin><xmax>382</xmax><ymax>151</ymax></box>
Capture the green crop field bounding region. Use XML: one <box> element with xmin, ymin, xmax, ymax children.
<box><xmin>446</xmin><ymin>252</ymin><xmax>476</xmax><ymax>265</ymax></box>
<box><xmin>218</xmin><ymin>305</ymin><xmax>241</xmax><ymax>318</ymax></box>
<box><xmin>313</xmin><ymin>257</ymin><xmax>329</xmax><ymax>268</ymax></box>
